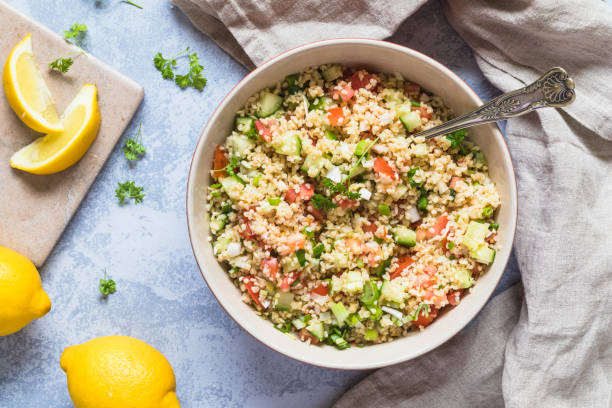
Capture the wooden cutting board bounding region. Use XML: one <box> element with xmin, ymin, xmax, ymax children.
<box><xmin>0</xmin><ymin>1</ymin><xmax>144</xmax><ymax>266</ymax></box>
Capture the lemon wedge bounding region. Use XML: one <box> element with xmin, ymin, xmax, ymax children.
<box><xmin>3</xmin><ymin>34</ymin><xmax>64</xmax><ymax>133</ymax></box>
<box><xmin>10</xmin><ymin>84</ymin><xmax>100</xmax><ymax>175</ymax></box>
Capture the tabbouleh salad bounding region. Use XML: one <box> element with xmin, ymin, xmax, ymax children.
<box><xmin>206</xmin><ymin>64</ymin><xmax>501</xmax><ymax>349</ymax></box>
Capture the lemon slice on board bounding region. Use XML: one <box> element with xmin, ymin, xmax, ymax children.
<box><xmin>3</xmin><ymin>34</ymin><xmax>64</xmax><ymax>133</ymax></box>
<box><xmin>10</xmin><ymin>83</ymin><xmax>101</xmax><ymax>175</ymax></box>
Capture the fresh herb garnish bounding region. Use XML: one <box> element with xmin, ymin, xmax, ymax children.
<box><xmin>482</xmin><ymin>204</ymin><xmax>494</xmax><ymax>218</ymax></box>
<box><xmin>154</xmin><ymin>47</ymin><xmax>207</xmax><ymax>90</ymax></box>
<box><xmin>99</xmin><ymin>269</ymin><xmax>116</xmax><ymax>297</ymax></box>
<box><xmin>490</xmin><ymin>222</ymin><xmax>499</xmax><ymax>230</ymax></box>
<box><xmin>446</xmin><ymin>129</ymin><xmax>470</xmax><ymax>155</ymax></box>
<box><xmin>348</xmin><ymin>135</ymin><xmax>380</xmax><ymax>180</ymax></box>
<box><xmin>122</xmin><ymin>0</ymin><xmax>143</xmax><ymax>8</ymax></box>
<box><xmin>417</xmin><ymin>189</ymin><xmax>428</xmax><ymax>211</ymax></box>
<box><xmin>267</xmin><ymin>197</ymin><xmax>281</xmax><ymax>206</ymax></box>
<box><xmin>408</xmin><ymin>303</ymin><xmax>430</xmax><ymax>321</ymax></box>
<box><xmin>274</xmin><ymin>320</ymin><xmax>292</xmax><ymax>333</ymax></box>
<box><xmin>124</xmin><ymin>122</ymin><xmax>146</xmax><ymax>160</ymax></box>
<box><xmin>49</xmin><ymin>57</ymin><xmax>74</xmax><ymax>73</ymax></box>
<box><xmin>312</xmin><ymin>243</ymin><xmax>325</xmax><ymax>259</ymax></box>
<box><xmin>115</xmin><ymin>180</ymin><xmax>145</xmax><ymax>204</ymax></box>
<box><xmin>311</xmin><ymin>194</ymin><xmax>337</xmax><ymax>211</ymax></box>
<box><xmin>302</xmin><ymin>227</ymin><xmax>315</xmax><ymax>240</ymax></box>
<box><xmin>378</xmin><ymin>204</ymin><xmax>390</xmax><ymax>216</ymax></box>
<box><xmin>296</xmin><ymin>249</ymin><xmax>307</xmax><ymax>267</ymax></box>
<box><xmin>449</xmin><ymin>188</ymin><xmax>456</xmax><ymax>199</ymax></box>
<box><xmin>63</xmin><ymin>23</ymin><xmax>88</xmax><ymax>46</ymax></box>
<box><xmin>221</xmin><ymin>203</ymin><xmax>233</xmax><ymax>214</ymax></box>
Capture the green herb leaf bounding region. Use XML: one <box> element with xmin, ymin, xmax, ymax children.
<box><xmin>154</xmin><ymin>48</ymin><xmax>207</xmax><ymax>90</ymax></box>
<box><xmin>449</xmin><ymin>188</ymin><xmax>456</xmax><ymax>199</ymax></box>
<box><xmin>99</xmin><ymin>269</ymin><xmax>116</xmax><ymax>297</ymax></box>
<box><xmin>115</xmin><ymin>180</ymin><xmax>145</xmax><ymax>204</ymax></box>
<box><xmin>482</xmin><ymin>204</ymin><xmax>494</xmax><ymax>218</ymax></box>
<box><xmin>296</xmin><ymin>249</ymin><xmax>307</xmax><ymax>267</ymax></box>
<box><xmin>378</xmin><ymin>204</ymin><xmax>390</xmax><ymax>216</ymax></box>
<box><xmin>490</xmin><ymin>222</ymin><xmax>499</xmax><ymax>230</ymax></box>
<box><xmin>311</xmin><ymin>194</ymin><xmax>337</xmax><ymax>211</ymax></box>
<box><xmin>49</xmin><ymin>57</ymin><xmax>74</xmax><ymax>73</ymax></box>
<box><xmin>123</xmin><ymin>123</ymin><xmax>146</xmax><ymax>160</ymax></box>
<box><xmin>63</xmin><ymin>23</ymin><xmax>88</xmax><ymax>46</ymax></box>
<box><xmin>445</xmin><ymin>129</ymin><xmax>466</xmax><ymax>150</ymax></box>
<box><xmin>312</xmin><ymin>243</ymin><xmax>325</xmax><ymax>259</ymax></box>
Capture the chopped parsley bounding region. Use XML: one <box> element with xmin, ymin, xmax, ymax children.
<box><xmin>49</xmin><ymin>57</ymin><xmax>74</xmax><ymax>73</ymax></box>
<box><xmin>98</xmin><ymin>270</ymin><xmax>116</xmax><ymax>297</ymax></box>
<box><xmin>63</xmin><ymin>23</ymin><xmax>88</xmax><ymax>46</ymax></box>
<box><xmin>115</xmin><ymin>180</ymin><xmax>145</xmax><ymax>204</ymax></box>
<box><xmin>312</xmin><ymin>243</ymin><xmax>325</xmax><ymax>259</ymax></box>
<box><xmin>311</xmin><ymin>194</ymin><xmax>337</xmax><ymax>211</ymax></box>
<box><xmin>124</xmin><ymin>122</ymin><xmax>146</xmax><ymax>160</ymax></box>
<box><xmin>482</xmin><ymin>204</ymin><xmax>494</xmax><ymax>218</ymax></box>
<box><xmin>296</xmin><ymin>249</ymin><xmax>307</xmax><ymax>267</ymax></box>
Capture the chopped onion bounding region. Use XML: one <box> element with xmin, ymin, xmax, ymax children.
<box><xmin>381</xmin><ymin>306</ymin><xmax>403</xmax><ymax>320</ymax></box>
<box><xmin>359</xmin><ymin>188</ymin><xmax>372</xmax><ymax>200</ymax></box>
<box><xmin>326</xmin><ymin>166</ymin><xmax>342</xmax><ymax>183</ymax></box>
<box><xmin>226</xmin><ymin>242</ymin><xmax>242</xmax><ymax>257</ymax></box>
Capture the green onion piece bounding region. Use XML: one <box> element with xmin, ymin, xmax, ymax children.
<box><xmin>482</xmin><ymin>204</ymin><xmax>493</xmax><ymax>218</ymax></box>
<box><xmin>373</xmin><ymin>237</ymin><xmax>384</xmax><ymax>244</ymax></box>
<box><xmin>417</xmin><ymin>193</ymin><xmax>428</xmax><ymax>211</ymax></box>
<box><xmin>325</xmin><ymin>130</ymin><xmax>338</xmax><ymax>140</ymax></box>
<box><xmin>296</xmin><ymin>249</ymin><xmax>307</xmax><ymax>267</ymax></box>
<box><xmin>356</xmin><ymin>258</ymin><xmax>364</xmax><ymax>268</ymax></box>
<box><xmin>378</xmin><ymin>204</ymin><xmax>391</xmax><ymax>216</ymax></box>
<box><xmin>490</xmin><ymin>222</ymin><xmax>499</xmax><ymax>230</ymax></box>
<box><xmin>368</xmin><ymin>305</ymin><xmax>383</xmax><ymax>320</ymax></box>
<box><xmin>274</xmin><ymin>321</ymin><xmax>292</xmax><ymax>333</ymax></box>
<box><xmin>252</xmin><ymin>175</ymin><xmax>261</xmax><ymax>187</ymax></box>
<box><xmin>268</xmin><ymin>197</ymin><xmax>281</xmax><ymax>206</ymax></box>
<box><xmin>365</xmin><ymin>329</ymin><xmax>379</xmax><ymax>341</ymax></box>
<box><xmin>449</xmin><ymin>188</ymin><xmax>456</xmax><ymax>199</ymax></box>
<box><xmin>312</xmin><ymin>243</ymin><xmax>325</xmax><ymax>259</ymax></box>
<box><xmin>211</xmin><ymin>191</ymin><xmax>223</xmax><ymax>197</ymax></box>
<box><xmin>410</xmin><ymin>100</ymin><xmax>421</xmax><ymax>107</ymax></box>
<box><xmin>447</xmin><ymin>242</ymin><xmax>455</xmax><ymax>250</ymax></box>
<box><xmin>361</xmin><ymin>281</ymin><xmax>380</xmax><ymax>306</ymax></box>
<box><xmin>375</xmin><ymin>257</ymin><xmax>391</xmax><ymax>276</ymax></box>
<box><xmin>210</xmin><ymin>183</ymin><xmax>222</xmax><ymax>189</ymax></box>
<box><xmin>449</xmin><ymin>255</ymin><xmax>456</xmax><ymax>260</ymax></box>
<box><xmin>329</xmin><ymin>333</ymin><xmax>350</xmax><ymax>350</ymax></box>
<box><xmin>347</xmin><ymin>314</ymin><xmax>361</xmax><ymax>326</ymax></box>
<box><xmin>354</xmin><ymin>140</ymin><xmax>369</xmax><ymax>157</ymax></box>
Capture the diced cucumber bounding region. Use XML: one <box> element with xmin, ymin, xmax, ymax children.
<box><xmin>274</xmin><ymin>292</ymin><xmax>294</xmax><ymax>311</ymax></box>
<box><xmin>351</xmin><ymin>164</ymin><xmax>368</xmax><ymax>177</ymax></box>
<box><xmin>235</xmin><ymin>116</ymin><xmax>256</xmax><ymax>138</ymax></box>
<box><xmin>309</xmin><ymin>96</ymin><xmax>333</xmax><ymax>111</ymax></box>
<box><xmin>209</xmin><ymin>214</ymin><xmax>228</xmax><ymax>234</ymax></box>
<box><xmin>361</xmin><ymin>280</ymin><xmax>380</xmax><ymax>306</ymax></box>
<box><xmin>474</xmin><ymin>150</ymin><xmax>487</xmax><ymax>165</ymax></box>
<box><xmin>329</xmin><ymin>302</ymin><xmax>350</xmax><ymax>326</ymax></box>
<box><xmin>354</xmin><ymin>140</ymin><xmax>369</xmax><ymax>157</ymax></box>
<box><xmin>455</xmin><ymin>268</ymin><xmax>474</xmax><ymax>288</ymax></box>
<box><xmin>331</xmin><ymin>251</ymin><xmax>349</xmax><ymax>269</ymax></box>
<box><xmin>381</xmin><ymin>306</ymin><xmax>403</xmax><ymax>320</ymax></box>
<box><xmin>470</xmin><ymin>245</ymin><xmax>496</xmax><ymax>265</ymax></box>
<box><xmin>274</xmin><ymin>131</ymin><xmax>302</xmax><ymax>156</ymax></box>
<box><xmin>281</xmin><ymin>256</ymin><xmax>300</xmax><ymax>273</ymax></box>
<box><xmin>306</xmin><ymin>321</ymin><xmax>325</xmax><ymax>341</ymax></box>
<box><xmin>231</xmin><ymin>134</ymin><xmax>255</xmax><ymax>158</ymax></box>
<box><xmin>212</xmin><ymin>236</ymin><xmax>231</xmax><ymax>255</ymax></box>
<box><xmin>462</xmin><ymin>221</ymin><xmax>489</xmax><ymax>250</ymax></box>
<box><xmin>322</xmin><ymin>65</ymin><xmax>343</xmax><ymax>82</ymax></box>
<box><xmin>292</xmin><ymin>318</ymin><xmax>306</xmax><ymax>330</ymax></box>
<box><xmin>399</xmin><ymin>111</ymin><xmax>421</xmax><ymax>132</ymax></box>
<box><xmin>391</xmin><ymin>184</ymin><xmax>409</xmax><ymax>200</ymax></box>
<box><xmin>393</xmin><ymin>226</ymin><xmax>416</xmax><ymax>247</ymax></box>
<box><xmin>365</xmin><ymin>329</ymin><xmax>379</xmax><ymax>341</ymax></box>
<box><xmin>257</xmin><ymin>92</ymin><xmax>283</xmax><ymax>118</ymax></box>
<box><xmin>380</xmin><ymin>280</ymin><xmax>406</xmax><ymax>304</ymax></box>
<box><xmin>220</xmin><ymin>174</ymin><xmax>245</xmax><ymax>200</ymax></box>
<box><xmin>412</xmin><ymin>143</ymin><xmax>428</xmax><ymax>157</ymax></box>
<box><xmin>301</xmin><ymin>153</ymin><xmax>329</xmax><ymax>177</ymax></box>
<box><xmin>344</xmin><ymin>271</ymin><xmax>364</xmax><ymax>293</ymax></box>
<box><xmin>381</xmin><ymin>89</ymin><xmax>403</xmax><ymax>104</ymax></box>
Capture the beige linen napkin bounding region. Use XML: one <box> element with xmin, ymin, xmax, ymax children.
<box><xmin>173</xmin><ymin>0</ymin><xmax>612</xmax><ymax>406</ymax></box>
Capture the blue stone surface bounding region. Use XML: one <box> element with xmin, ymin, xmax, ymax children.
<box><xmin>0</xmin><ymin>0</ymin><xmax>520</xmax><ymax>406</ymax></box>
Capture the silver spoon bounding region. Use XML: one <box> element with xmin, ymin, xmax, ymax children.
<box><xmin>412</xmin><ymin>67</ymin><xmax>575</xmax><ymax>140</ymax></box>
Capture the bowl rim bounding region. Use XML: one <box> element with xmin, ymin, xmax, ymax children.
<box><xmin>186</xmin><ymin>38</ymin><xmax>518</xmax><ymax>370</ymax></box>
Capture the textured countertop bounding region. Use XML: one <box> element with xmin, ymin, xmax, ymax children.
<box><xmin>0</xmin><ymin>0</ymin><xmax>519</xmax><ymax>406</ymax></box>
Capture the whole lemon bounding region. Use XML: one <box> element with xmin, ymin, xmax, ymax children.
<box><xmin>60</xmin><ymin>335</ymin><xmax>181</xmax><ymax>408</ymax></box>
<box><xmin>0</xmin><ymin>246</ymin><xmax>51</xmax><ymax>336</ymax></box>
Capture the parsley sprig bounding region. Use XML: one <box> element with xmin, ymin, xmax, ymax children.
<box><xmin>154</xmin><ymin>47</ymin><xmax>207</xmax><ymax>90</ymax></box>
<box><xmin>49</xmin><ymin>57</ymin><xmax>74</xmax><ymax>73</ymax></box>
<box><xmin>212</xmin><ymin>155</ymin><xmax>241</xmax><ymax>178</ymax></box>
<box><xmin>124</xmin><ymin>123</ymin><xmax>146</xmax><ymax>161</ymax></box>
<box><xmin>322</xmin><ymin>179</ymin><xmax>360</xmax><ymax>200</ymax></box>
<box><xmin>312</xmin><ymin>194</ymin><xmax>337</xmax><ymax>210</ymax></box>
<box><xmin>115</xmin><ymin>180</ymin><xmax>145</xmax><ymax>204</ymax></box>
<box><xmin>445</xmin><ymin>129</ymin><xmax>469</xmax><ymax>155</ymax></box>
<box><xmin>63</xmin><ymin>23</ymin><xmax>88</xmax><ymax>46</ymax></box>
<box><xmin>99</xmin><ymin>269</ymin><xmax>116</xmax><ymax>297</ymax></box>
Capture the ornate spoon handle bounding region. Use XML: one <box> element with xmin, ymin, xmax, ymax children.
<box><xmin>413</xmin><ymin>67</ymin><xmax>576</xmax><ymax>140</ymax></box>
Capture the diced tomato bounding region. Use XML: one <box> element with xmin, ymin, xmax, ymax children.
<box><xmin>404</xmin><ymin>82</ymin><xmax>421</xmax><ymax>98</ymax></box>
<box><xmin>390</xmin><ymin>255</ymin><xmax>414</xmax><ymax>280</ymax></box>
<box><xmin>345</xmin><ymin>238</ymin><xmax>364</xmax><ymax>254</ymax></box>
<box><xmin>261</xmin><ymin>258</ymin><xmax>279</xmax><ymax>282</ymax></box>
<box><xmin>412</xmin><ymin>105</ymin><xmax>431</xmax><ymax>119</ymax></box>
<box><xmin>424</xmin><ymin>290</ymin><xmax>445</xmax><ymax>308</ymax></box>
<box><xmin>350</xmin><ymin>71</ymin><xmax>378</xmax><ymax>90</ymax></box>
<box><xmin>239</xmin><ymin>217</ymin><xmax>255</xmax><ymax>240</ymax></box>
<box><xmin>415</xmin><ymin>272</ymin><xmax>436</xmax><ymax>288</ymax></box>
<box><xmin>364</xmin><ymin>242</ymin><xmax>383</xmax><ymax>267</ymax></box>
<box><xmin>423</xmin><ymin>265</ymin><xmax>438</xmax><ymax>276</ymax></box>
<box><xmin>254</xmin><ymin>119</ymin><xmax>277</xmax><ymax>142</ymax></box>
<box><xmin>298</xmin><ymin>328</ymin><xmax>319</xmax><ymax>344</ymax></box>
<box><xmin>363</xmin><ymin>221</ymin><xmax>378</xmax><ymax>233</ymax></box>
<box><xmin>331</xmin><ymin>86</ymin><xmax>355</xmax><ymax>102</ymax></box>
<box><xmin>447</xmin><ymin>290</ymin><xmax>462</xmax><ymax>306</ymax></box>
<box><xmin>337</xmin><ymin>196</ymin><xmax>360</xmax><ymax>210</ymax></box>
<box><xmin>285</xmin><ymin>188</ymin><xmax>299</xmax><ymax>203</ymax></box>
<box><xmin>212</xmin><ymin>145</ymin><xmax>229</xmax><ymax>179</ymax></box>
<box><xmin>373</xmin><ymin>157</ymin><xmax>398</xmax><ymax>180</ymax></box>
<box><xmin>306</xmin><ymin>204</ymin><xmax>325</xmax><ymax>222</ymax></box>
<box><xmin>310</xmin><ymin>283</ymin><xmax>328</xmax><ymax>297</ymax></box>
<box><xmin>413</xmin><ymin>306</ymin><xmax>438</xmax><ymax>327</ymax></box>
<box><xmin>287</xmin><ymin>234</ymin><xmax>306</xmax><ymax>251</ymax></box>
<box><xmin>359</xmin><ymin>131</ymin><xmax>375</xmax><ymax>140</ymax></box>
<box><xmin>426</xmin><ymin>215</ymin><xmax>448</xmax><ymax>239</ymax></box>
<box><xmin>327</xmin><ymin>107</ymin><xmax>346</xmax><ymax>127</ymax></box>
<box><xmin>299</xmin><ymin>183</ymin><xmax>314</xmax><ymax>200</ymax></box>
<box><xmin>279</xmin><ymin>271</ymin><xmax>300</xmax><ymax>291</ymax></box>
<box><xmin>243</xmin><ymin>276</ymin><xmax>266</xmax><ymax>309</ymax></box>
<box><xmin>450</xmin><ymin>177</ymin><xmax>463</xmax><ymax>189</ymax></box>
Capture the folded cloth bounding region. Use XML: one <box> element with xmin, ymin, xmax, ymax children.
<box><xmin>173</xmin><ymin>0</ymin><xmax>612</xmax><ymax>405</ymax></box>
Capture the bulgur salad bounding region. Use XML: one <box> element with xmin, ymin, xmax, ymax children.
<box><xmin>206</xmin><ymin>65</ymin><xmax>501</xmax><ymax>349</ymax></box>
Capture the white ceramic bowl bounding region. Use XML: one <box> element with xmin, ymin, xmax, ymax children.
<box><xmin>187</xmin><ymin>39</ymin><xmax>517</xmax><ymax>370</ymax></box>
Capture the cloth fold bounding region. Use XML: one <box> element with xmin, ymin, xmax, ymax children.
<box><xmin>173</xmin><ymin>0</ymin><xmax>612</xmax><ymax>405</ymax></box>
